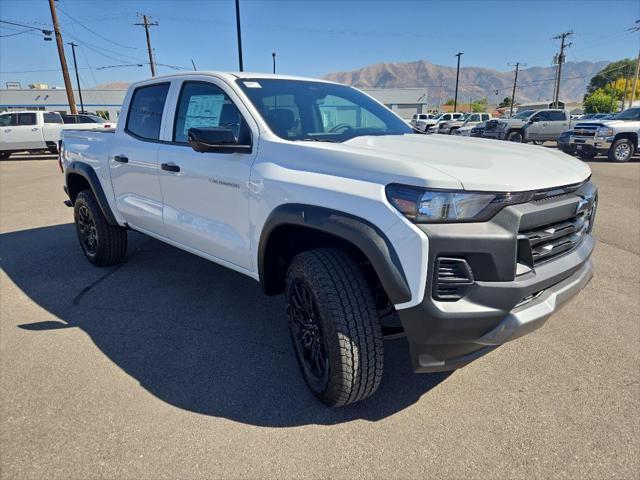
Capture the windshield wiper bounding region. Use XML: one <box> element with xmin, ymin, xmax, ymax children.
<box><xmin>297</xmin><ymin>137</ymin><xmax>338</xmax><ymax>143</ymax></box>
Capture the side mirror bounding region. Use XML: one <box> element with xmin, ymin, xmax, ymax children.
<box><xmin>188</xmin><ymin>127</ymin><xmax>252</xmax><ymax>154</ymax></box>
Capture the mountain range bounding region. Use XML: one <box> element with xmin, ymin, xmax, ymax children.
<box><xmin>323</xmin><ymin>60</ymin><xmax>610</xmax><ymax>105</ymax></box>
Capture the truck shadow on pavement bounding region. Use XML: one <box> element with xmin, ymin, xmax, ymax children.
<box><xmin>1</xmin><ymin>223</ymin><xmax>451</xmax><ymax>426</ymax></box>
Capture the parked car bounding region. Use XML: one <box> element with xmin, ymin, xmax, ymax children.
<box><xmin>483</xmin><ymin>109</ymin><xmax>570</xmax><ymax>143</ymax></box>
<box><xmin>443</xmin><ymin>113</ymin><xmax>492</xmax><ymax>135</ymax></box>
<box><xmin>0</xmin><ymin>110</ymin><xmax>115</xmax><ymax>159</ymax></box>
<box><xmin>62</xmin><ymin>113</ymin><xmax>115</xmax><ymax>128</ymax></box>
<box><xmin>421</xmin><ymin>112</ymin><xmax>465</xmax><ymax>133</ymax></box>
<box><xmin>410</xmin><ymin>113</ymin><xmax>435</xmax><ymax>131</ymax></box>
<box><xmin>0</xmin><ymin>111</ymin><xmax>64</xmax><ymax>157</ymax></box>
<box><xmin>557</xmin><ymin>129</ymin><xmax>575</xmax><ymax>155</ymax></box>
<box><xmin>469</xmin><ymin>121</ymin><xmax>487</xmax><ymax>137</ymax></box>
<box><xmin>569</xmin><ymin>107</ymin><xmax>640</xmax><ymax>161</ymax></box>
<box><xmin>60</xmin><ymin>72</ymin><xmax>596</xmax><ymax>407</ymax></box>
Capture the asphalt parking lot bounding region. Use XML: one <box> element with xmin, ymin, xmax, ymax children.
<box><xmin>1</xmin><ymin>153</ymin><xmax>638</xmax><ymax>479</ymax></box>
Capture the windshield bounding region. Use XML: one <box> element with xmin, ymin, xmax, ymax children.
<box><xmin>513</xmin><ymin>110</ymin><xmax>535</xmax><ymax>119</ymax></box>
<box><xmin>614</xmin><ymin>108</ymin><xmax>640</xmax><ymax>120</ymax></box>
<box><xmin>237</xmin><ymin>79</ymin><xmax>412</xmax><ymax>142</ymax></box>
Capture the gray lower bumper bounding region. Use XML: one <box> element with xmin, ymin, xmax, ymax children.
<box><xmin>396</xmin><ymin>183</ymin><xmax>597</xmax><ymax>373</ymax></box>
<box><xmin>475</xmin><ymin>258</ymin><xmax>593</xmax><ymax>345</ymax></box>
<box><xmin>570</xmin><ymin>135</ymin><xmax>612</xmax><ymax>151</ymax></box>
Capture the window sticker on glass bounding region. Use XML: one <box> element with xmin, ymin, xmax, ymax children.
<box><xmin>183</xmin><ymin>94</ymin><xmax>225</xmax><ymax>135</ymax></box>
<box><xmin>243</xmin><ymin>81</ymin><xmax>262</xmax><ymax>88</ymax></box>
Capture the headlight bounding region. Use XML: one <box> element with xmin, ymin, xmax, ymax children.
<box><xmin>596</xmin><ymin>127</ymin><xmax>613</xmax><ymax>136</ymax></box>
<box><xmin>386</xmin><ymin>184</ymin><xmax>530</xmax><ymax>223</ymax></box>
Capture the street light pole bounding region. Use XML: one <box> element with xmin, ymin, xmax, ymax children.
<box><xmin>272</xmin><ymin>52</ymin><xmax>276</xmax><ymax>74</ymax></box>
<box><xmin>67</xmin><ymin>42</ymin><xmax>84</xmax><ymax>113</ymax></box>
<box><xmin>453</xmin><ymin>52</ymin><xmax>463</xmax><ymax>112</ymax></box>
<box><xmin>235</xmin><ymin>0</ymin><xmax>244</xmax><ymax>71</ymax></box>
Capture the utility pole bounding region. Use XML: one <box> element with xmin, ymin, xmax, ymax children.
<box><xmin>552</xmin><ymin>31</ymin><xmax>573</xmax><ymax>108</ymax></box>
<box><xmin>508</xmin><ymin>61</ymin><xmax>525</xmax><ymax>117</ymax></box>
<box><xmin>235</xmin><ymin>0</ymin><xmax>244</xmax><ymax>71</ymax></box>
<box><xmin>191</xmin><ymin>59</ymin><xmax>197</xmax><ymax>70</ymax></box>
<box><xmin>437</xmin><ymin>76</ymin><xmax>443</xmax><ymax>112</ymax></box>
<box><xmin>551</xmin><ymin>54</ymin><xmax>559</xmax><ymax>106</ymax></box>
<box><xmin>622</xmin><ymin>64</ymin><xmax>631</xmax><ymax>110</ymax></box>
<box><xmin>48</xmin><ymin>0</ymin><xmax>77</xmax><ymax>114</ymax></box>
<box><xmin>67</xmin><ymin>42</ymin><xmax>84</xmax><ymax>113</ymax></box>
<box><xmin>453</xmin><ymin>52</ymin><xmax>463</xmax><ymax>112</ymax></box>
<box><xmin>135</xmin><ymin>14</ymin><xmax>158</xmax><ymax>77</ymax></box>
<box><xmin>272</xmin><ymin>52</ymin><xmax>276</xmax><ymax>74</ymax></box>
<box><xmin>631</xmin><ymin>48</ymin><xmax>640</xmax><ymax>107</ymax></box>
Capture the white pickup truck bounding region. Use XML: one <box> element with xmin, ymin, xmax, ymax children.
<box><xmin>0</xmin><ymin>110</ymin><xmax>115</xmax><ymax>159</ymax></box>
<box><xmin>60</xmin><ymin>72</ymin><xmax>597</xmax><ymax>407</ymax></box>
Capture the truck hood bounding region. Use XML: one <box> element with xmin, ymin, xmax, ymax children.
<box><xmin>338</xmin><ymin>134</ymin><xmax>590</xmax><ymax>192</ymax></box>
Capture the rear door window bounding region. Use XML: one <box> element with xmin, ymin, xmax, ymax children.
<box><xmin>126</xmin><ymin>83</ymin><xmax>170</xmax><ymax>140</ymax></box>
<box><xmin>547</xmin><ymin>111</ymin><xmax>566</xmax><ymax>121</ymax></box>
<box><xmin>44</xmin><ymin>112</ymin><xmax>63</xmax><ymax>124</ymax></box>
<box><xmin>0</xmin><ymin>114</ymin><xmax>16</xmax><ymax>127</ymax></box>
<box><xmin>17</xmin><ymin>113</ymin><xmax>37</xmax><ymax>126</ymax></box>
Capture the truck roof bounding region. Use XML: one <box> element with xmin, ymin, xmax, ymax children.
<box><xmin>0</xmin><ymin>110</ymin><xmax>59</xmax><ymax>114</ymax></box>
<box><xmin>132</xmin><ymin>71</ymin><xmax>341</xmax><ymax>86</ymax></box>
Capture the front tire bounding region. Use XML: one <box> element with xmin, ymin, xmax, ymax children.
<box><xmin>507</xmin><ymin>130</ymin><xmax>524</xmax><ymax>142</ymax></box>
<box><xmin>577</xmin><ymin>150</ymin><xmax>597</xmax><ymax>160</ymax></box>
<box><xmin>74</xmin><ymin>190</ymin><xmax>128</xmax><ymax>266</ymax></box>
<box><xmin>608</xmin><ymin>138</ymin><xmax>635</xmax><ymax>162</ymax></box>
<box><xmin>285</xmin><ymin>248</ymin><xmax>384</xmax><ymax>407</ymax></box>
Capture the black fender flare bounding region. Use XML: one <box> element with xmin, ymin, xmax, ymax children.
<box><xmin>258</xmin><ymin>204</ymin><xmax>412</xmax><ymax>304</ymax></box>
<box><xmin>65</xmin><ymin>161</ymin><xmax>118</xmax><ymax>226</ymax></box>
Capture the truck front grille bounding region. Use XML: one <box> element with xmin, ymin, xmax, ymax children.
<box><xmin>519</xmin><ymin>200</ymin><xmax>596</xmax><ymax>266</ymax></box>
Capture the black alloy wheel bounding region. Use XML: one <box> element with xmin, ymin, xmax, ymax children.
<box><xmin>288</xmin><ymin>279</ymin><xmax>330</xmax><ymax>393</ymax></box>
<box><xmin>76</xmin><ymin>203</ymin><xmax>98</xmax><ymax>256</ymax></box>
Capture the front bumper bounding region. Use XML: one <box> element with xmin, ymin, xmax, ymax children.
<box><xmin>570</xmin><ymin>135</ymin><xmax>613</xmax><ymax>153</ymax></box>
<box><xmin>482</xmin><ymin>129</ymin><xmax>506</xmax><ymax>140</ymax></box>
<box><xmin>396</xmin><ymin>182</ymin><xmax>596</xmax><ymax>372</ymax></box>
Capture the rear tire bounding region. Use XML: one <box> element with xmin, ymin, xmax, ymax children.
<box><xmin>285</xmin><ymin>248</ymin><xmax>384</xmax><ymax>407</ymax></box>
<box><xmin>73</xmin><ymin>190</ymin><xmax>128</xmax><ymax>266</ymax></box>
<box><xmin>507</xmin><ymin>130</ymin><xmax>524</xmax><ymax>142</ymax></box>
<box><xmin>0</xmin><ymin>152</ymin><xmax>10</xmax><ymax>160</ymax></box>
<box><xmin>608</xmin><ymin>138</ymin><xmax>634</xmax><ymax>162</ymax></box>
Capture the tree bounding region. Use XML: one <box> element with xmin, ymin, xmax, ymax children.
<box><xmin>443</xmin><ymin>98</ymin><xmax>456</xmax><ymax>106</ymax></box>
<box><xmin>498</xmin><ymin>96</ymin><xmax>513</xmax><ymax>108</ymax></box>
<box><xmin>471</xmin><ymin>97</ymin><xmax>489</xmax><ymax>112</ymax></box>
<box><xmin>583</xmin><ymin>89</ymin><xmax>615</xmax><ymax>113</ymax></box>
<box><xmin>585</xmin><ymin>59</ymin><xmax>637</xmax><ymax>96</ymax></box>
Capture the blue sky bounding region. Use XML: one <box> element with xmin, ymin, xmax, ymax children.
<box><xmin>0</xmin><ymin>0</ymin><xmax>638</xmax><ymax>88</ymax></box>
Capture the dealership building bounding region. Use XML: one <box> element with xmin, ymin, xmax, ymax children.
<box><xmin>0</xmin><ymin>84</ymin><xmax>430</xmax><ymax>120</ymax></box>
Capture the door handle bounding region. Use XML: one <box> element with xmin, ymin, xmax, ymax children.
<box><xmin>114</xmin><ymin>155</ymin><xmax>128</xmax><ymax>163</ymax></box>
<box><xmin>4</xmin><ymin>129</ymin><xmax>11</xmax><ymax>132</ymax></box>
<box><xmin>31</xmin><ymin>128</ymin><xmax>39</xmax><ymax>132</ymax></box>
<box><xmin>161</xmin><ymin>162</ymin><xmax>180</xmax><ymax>172</ymax></box>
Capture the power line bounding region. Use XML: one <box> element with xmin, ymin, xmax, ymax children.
<box><xmin>57</xmin><ymin>5</ymin><xmax>138</xmax><ymax>51</ymax></box>
<box><xmin>0</xmin><ymin>19</ymin><xmax>52</xmax><ymax>39</ymax></box>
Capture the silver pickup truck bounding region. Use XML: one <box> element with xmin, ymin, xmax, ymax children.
<box><xmin>569</xmin><ymin>107</ymin><xmax>640</xmax><ymax>162</ymax></box>
<box><xmin>483</xmin><ymin>109</ymin><xmax>570</xmax><ymax>143</ymax></box>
